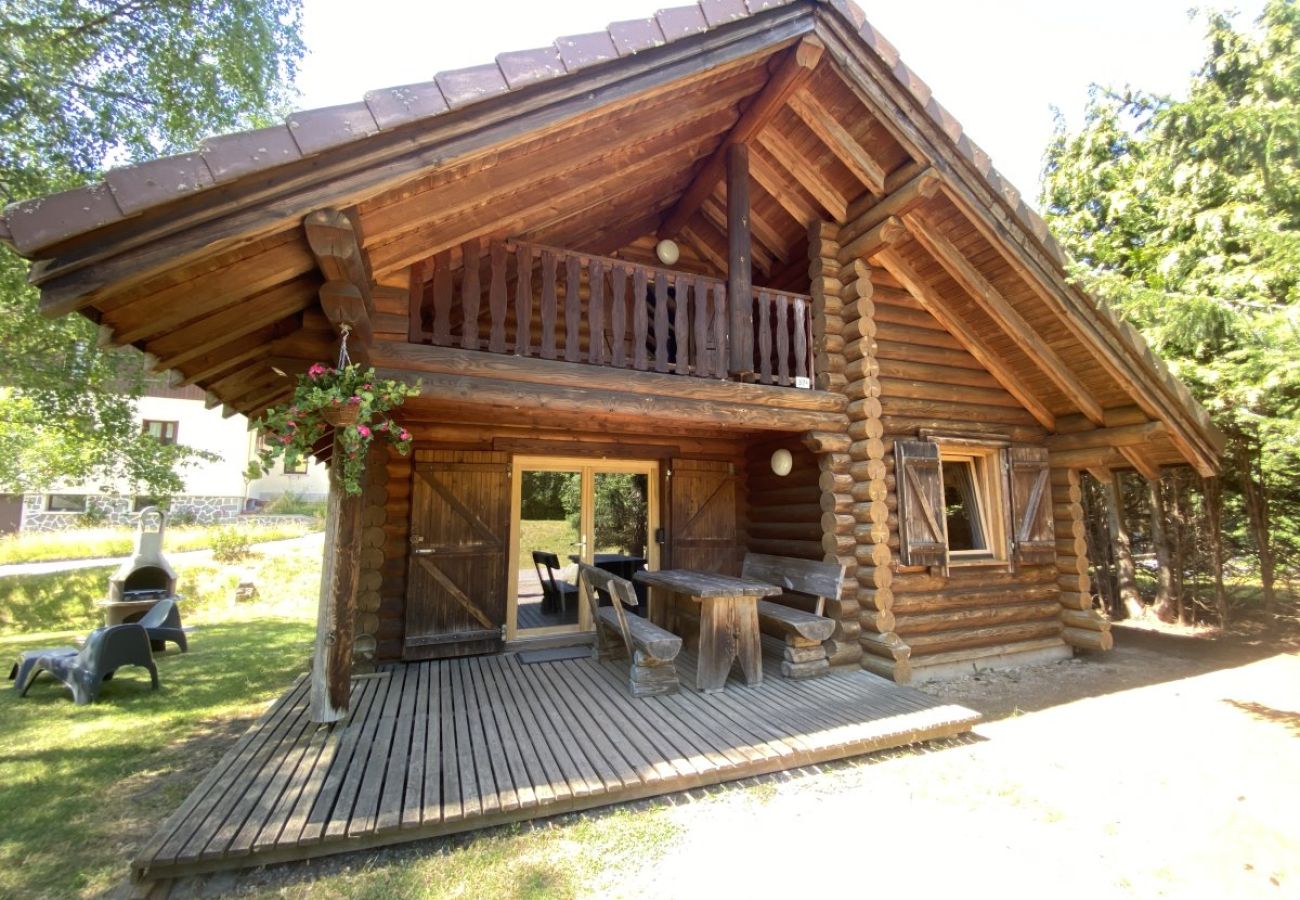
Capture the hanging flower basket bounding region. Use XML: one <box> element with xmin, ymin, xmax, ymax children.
<box><xmin>254</xmin><ymin>362</ymin><xmax>421</xmax><ymax>495</ymax></box>
<box><xmin>321</xmin><ymin>402</ymin><xmax>361</xmax><ymax>427</ymax></box>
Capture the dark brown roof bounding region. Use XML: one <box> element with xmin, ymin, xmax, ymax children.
<box><xmin>0</xmin><ymin>0</ymin><xmax>1223</xmax><ymax>463</ymax></box>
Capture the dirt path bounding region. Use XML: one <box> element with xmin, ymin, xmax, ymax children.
<box><xmin>0</xmin><ymin>533</ymin><xmax>324</xmax><ymax>577</ymax></box>
<box><xmin>611</xmin><ymin>628</ymin><xmax>1299</xmax><ymax>898</ymax></box>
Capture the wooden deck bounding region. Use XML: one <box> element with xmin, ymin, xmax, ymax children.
<box><xmin>132</xmin><ymin>650</ymin><xmax>980</xmax><ymax>884</ymax></box>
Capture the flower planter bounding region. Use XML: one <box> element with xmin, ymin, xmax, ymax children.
<box><xmin>321</xmin><ymin>404</ymin><xmax>360</xmax><ymax>427</ymax></box>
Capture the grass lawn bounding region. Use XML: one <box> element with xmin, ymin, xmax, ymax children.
<box><xmin>0</xmin><ymin>521</ymin><xmax>322</xmax><ymax>566</ymax></box>
<box><xmin>515</xmin><ymin>519</ymin><xmax>578</xmax><ymax>572</ymax></box>
<box><xmin>0</xmin><ymin>536</ymin><xmax>681</xmax><ymax>898</ymax></box>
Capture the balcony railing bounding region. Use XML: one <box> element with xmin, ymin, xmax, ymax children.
<box><xmin>408</xmin><ymin>239</ymin><xmax>814</xmax><ymax>388</ymax></box>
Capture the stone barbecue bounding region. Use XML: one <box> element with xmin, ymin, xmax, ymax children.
<box><xmin>102</xmin><ymin>507</ymin><xmax>179</xmax><ymax>625</ymax></box>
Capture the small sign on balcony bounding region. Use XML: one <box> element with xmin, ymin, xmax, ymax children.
<box><xmin>795</xmin><ymin>376</ymin><xmax>812</xmax><ymax>390</ymax></box>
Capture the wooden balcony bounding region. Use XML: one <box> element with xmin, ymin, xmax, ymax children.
<box><xmin>408</xmin><ymin>240</ymin><xmax>815</xmax><ymax>389</ymax></box>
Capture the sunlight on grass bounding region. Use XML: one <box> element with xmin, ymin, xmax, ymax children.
<box><xmin>0</xmin><ymin>536</ymin><xmax>324</xmax><ymax>633</ymax></box>
<box><xmin>242</xmin><ymin>807</ymin><xmax>681</xmax><ymax>900</ymax></box>
<box><xmin>0</xmin><ymin>548</ymin><xmax>321</xmax><ymax>898</ymax></box>
<box><xmin>0</xmin><ymin>609</ymin><xmax>315</xmax><ymax>897</ymax></box>
<box><xmin>516</xmin><ymin>519</ymin><xmax>578</xmax><ymax>572</ymax></box>
<box><xmin>0</xmin><ymin>521</ymin><xmax>322</xmax><ymax>566</ymax></box>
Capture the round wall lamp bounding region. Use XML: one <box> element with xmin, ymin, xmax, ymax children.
<box><xmin>655</xmin><ymin>238</ymin><xmax>680</xmax><ymax>266</ymax></box>
<box><xmin>770</xmin><ymin>448</ymin><xmax>793</xmax><ymax>477</ymax></box>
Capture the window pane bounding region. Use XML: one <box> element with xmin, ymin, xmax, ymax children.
<box><xmin>943</xmin><ymin>461</ymin><xmax>987</xmax><ymax>551</ymax></box>
<box><xmin>47</xmin><ymin>494</ymin><xmax>88</xmax><ymax>512</ymax></box>
<box><xmin>143</xmin><ymin>420</ymin><xmax>179</xmax><ymax>445</ymax></box>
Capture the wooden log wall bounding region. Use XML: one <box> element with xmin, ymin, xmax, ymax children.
<box><xmin>374</xmin><ymin>448</ymin><xmax>414</xmax><ymax>663</ymax></box>
<box><xmin>371</xmin><ymin>418</ymin><xmax>752</xmax><ymax>663</ymax></box>
<box><xmin>805</xmin><ymin>222</ymin><xmax>861</xmax><ymax>667</ymax></box>
<box><xmin>1051</xmin><ymin>466</ymin><xmax>1113</xmax><ymax>651</ymax></box>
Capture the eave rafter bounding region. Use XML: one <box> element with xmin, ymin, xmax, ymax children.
<box><xmin>659</xmin><ymin>36</ymin><xmax>825</xmax><ymax>237</ymax></box>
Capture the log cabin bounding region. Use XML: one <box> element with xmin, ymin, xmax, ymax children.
<box><xmin>2</xmin><ymin>0</ymin><xmax>1223</xmax><ymax>881</ymax></box>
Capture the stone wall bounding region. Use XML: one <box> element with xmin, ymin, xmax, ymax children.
<box><xmin>20</xmin><ymin>494</ymin><xmax>244</xmax><ymax>531</ymax></box>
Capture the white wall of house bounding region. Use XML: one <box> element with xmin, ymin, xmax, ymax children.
<box><xmin>21</xmin><ymin>391</ymin><xmax>328</xmax><ymax>531</ymax></box>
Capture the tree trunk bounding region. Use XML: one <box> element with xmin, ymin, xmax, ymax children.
<box><xmin>1101</xmin><ymin>469</ymin><xmax>1145</xmax><ymax>620</ymax></box>
<box><xmin>1203</xmin><ymin>474</ymin><xmax>1230</xmax><ymax>629</ymax></box>
<box><xmin>310</xmin><ymin>429</ymin><xmax>363</xmax><ymax>724</ymax></box>
<box><xmin>1236</xmin><ymin>435</ymin><xmax>1277</xmax><ymax>615</ymax></box>
<box><xmin>1147</xmin><ymin>472</ymin><xmax>1177</xmax><ymax>623</ymax></box>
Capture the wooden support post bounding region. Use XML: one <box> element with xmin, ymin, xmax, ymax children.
<box><xmin>728</xmin><ymin>142</ymin><xmax>753</xmax><ymax>376</ymax></box>
<box><xmin>311</xmin><ymin>430</ymin><xmax>363</xmax><ymax>724</ymax></box>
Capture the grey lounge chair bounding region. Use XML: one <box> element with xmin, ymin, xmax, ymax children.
<box><xmin>138</xmin><ymin>598</ymin><xmax>187</xmax><ymax>653</ymax></box>
<box><xmin>8</xmin><ymin>623</ymin><xmax>159</xmax><ymax>705</ymax></box>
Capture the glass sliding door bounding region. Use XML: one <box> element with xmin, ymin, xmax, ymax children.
<box><xmin>508</xmin><ymin>457</ymin><xmax>659</xmax><ymax>639</ymax></box>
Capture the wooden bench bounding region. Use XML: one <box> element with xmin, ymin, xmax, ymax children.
<box><xmin>577</xmin><ymin>563</ymin><xmax>681</xmax><ymax>697</ymax></box>
<box><xmin>741</xmin><ymin>553</ymin><xmax>845</xmax><ymax>679</ymax></box>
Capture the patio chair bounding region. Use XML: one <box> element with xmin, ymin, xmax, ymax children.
<box><xmin>531</xmin><ymin>551</ymin><xmax>579</xmax><ymax>615</ymax></box>
<box><xmin>8</xmin><ymin>623</ymin><xmax>159</xmax><ymax>705</ymax></box>
<box><xmin>138</xmin><ymin>597</ymin><xmax>188</xmax><ymax>653</ymax></box>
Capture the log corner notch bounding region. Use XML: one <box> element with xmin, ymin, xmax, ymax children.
<box><xmin>303</xmin><ymin>206</ymin><xmax>376</xmax><ymax>723</ymax></box>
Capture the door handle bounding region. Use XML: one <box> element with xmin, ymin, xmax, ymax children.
<box><xmin>413</xmin><ymin>548</ymin><xmax>434</xmax><ymax>556</ymax></box>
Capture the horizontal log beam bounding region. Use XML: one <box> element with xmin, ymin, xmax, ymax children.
<box><xmin>370</xmin><ymin>341</ymin><xmax>845</xmax><ymax>414</ymax></box>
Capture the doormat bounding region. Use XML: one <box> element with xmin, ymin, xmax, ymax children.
<box><xmin>516</xmin><ymin>646</ymin><xmax>591</xmax><ymax>665</ymax></box>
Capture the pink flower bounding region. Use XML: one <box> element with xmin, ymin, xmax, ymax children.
<box><xmin>363</xmin><ymin>383</ymin><xmax>373</xmax><ymax>390</ymax></box>
<box><xmin>399</xmin><ymin>429</ymin><xmax>410</xmax><ymax>441</ymax></box>
<box><xmin>348</xmin><ymin>395</ymin><xmax>362</xmax><ymax>405</ymax></box>
<box><xmin>376</xmin><ymin>421</ymin><xmax>389</xmax><ymax>432</ymax></box>
<box><xmin>356</xmin><ymin>425</ymin><xmax>371</xmax><ymax>438</ymax></box>
<box><xmin>308</xmin><ymin>363</ymin><xmax>331</xmax><ymax>380</ymax></box>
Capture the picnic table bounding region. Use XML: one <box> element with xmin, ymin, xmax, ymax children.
<box><xmin>633</xmin><ymin>569</ymin><xmax>780</xmax><ymax>693</ymax></box>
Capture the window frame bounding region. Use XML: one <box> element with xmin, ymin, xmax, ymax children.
<box><xmin>283</xmin><ymin>456</ymin><xmax>309</xmax><ymax>475</ymax></box>
<box><xmin>142</xmin><ymin>419</ymin><xmax>180</xmax><ymax>445</ymax></box>
<box><xmin>46</xmin><ymin>494</ymin><xmax>88</xmax><ymax>513</ymax></box>
<box><xmin>935</xmin><ymin>441</ymin><xmax>1009</xmax><ymax>567</ymax></box>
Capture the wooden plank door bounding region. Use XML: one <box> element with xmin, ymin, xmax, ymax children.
<box><xmin>668</xmin><ymin>458</ymin><xmax>741</xmax><ymax>575</ymax></box>
<box><xmin>405</xmin><ymin>450</ymin><xmax>509</xmax><ymax>660</ymax></box>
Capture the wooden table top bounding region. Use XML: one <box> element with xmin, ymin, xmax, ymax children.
<box><xmin>634</xmin><ymin>569</ymin><xmax>782</xmax><ymax>598</ymax></box>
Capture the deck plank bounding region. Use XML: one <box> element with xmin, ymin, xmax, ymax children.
<box><xmin>448</xmin><ymin>658</ymin><xmax>483</xmax><ymax>818</ymax></box>
<box><xmin>402</xmin><ymin>661</ymin><xmax>431</xmax><ymax>829</ymax></box>
<box><xmin>133</xmin><ymin>654</ymin><xmax>981</xmax><ymax>885</ymax></box>
<box><xmin>295</xmin><ymin>674</ymin><xmax>386</xmax><ymax>845</ymax></box>
<box><xmin>473</xmin><ymin>656</ymin><xmax>539</xmax><ymax>809</ymax></box>
<box><xmin>139</xmin><ymin>676</ymin><xmax>309</xmax><ymax>863</ymax></box>
<box><xmin>322</xmin><ymin>669</ymin><xmax>395</xmax><ymax>840</ymax></box>
<box><xmin>498</xmin><ymin>656</ymin><xmax>594</xmax><ymax>799</ymax></box>
<box><xmin>464</xmin><ymin>657</ymin><xmax>519</xmax><ymax>813</ymax></box>
<box><xmin>376</xmin><ymin>663</ymin><xmax>422</xmax><ymax>833</ymax></box>
<box><xmin>458</xmin><ymin>658</ymin><xmax>504</xmax><ymax>815</ymax></box>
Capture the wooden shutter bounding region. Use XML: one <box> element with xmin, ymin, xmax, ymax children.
<box><xmin>404</xmin><ymin>451</ymin><xmax>509</xmax><ymax>660</ymax></box>
<box><xmin>1007</xmin><ymin>446</ymin><xmax>1055</xmax><ymax>565</ymax></box>
<box><xmin>668</xmin><ymin>458</ymin><xmax>740</xmax><ymax>575</ymax></box>
<box><xmin>895</xmin><ymin>440</ymin><xmax>948</xmax><ymax>567</ymax></box>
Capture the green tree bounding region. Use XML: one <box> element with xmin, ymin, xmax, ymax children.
<box><xmin>0</xmin><ymin>0</ymin><xmax>305</xmax><ymax>496</ymax></box>
<box><xmin>1041</xmin><ymin>0</ymin><xmax>1299</xmax><ymax>605</ymax></box>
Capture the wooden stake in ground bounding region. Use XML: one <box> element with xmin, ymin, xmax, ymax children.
<box><xmin>311</xmin><ymin>426</ymin><xmax>363</xmax><ymax>723</ymax></box>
